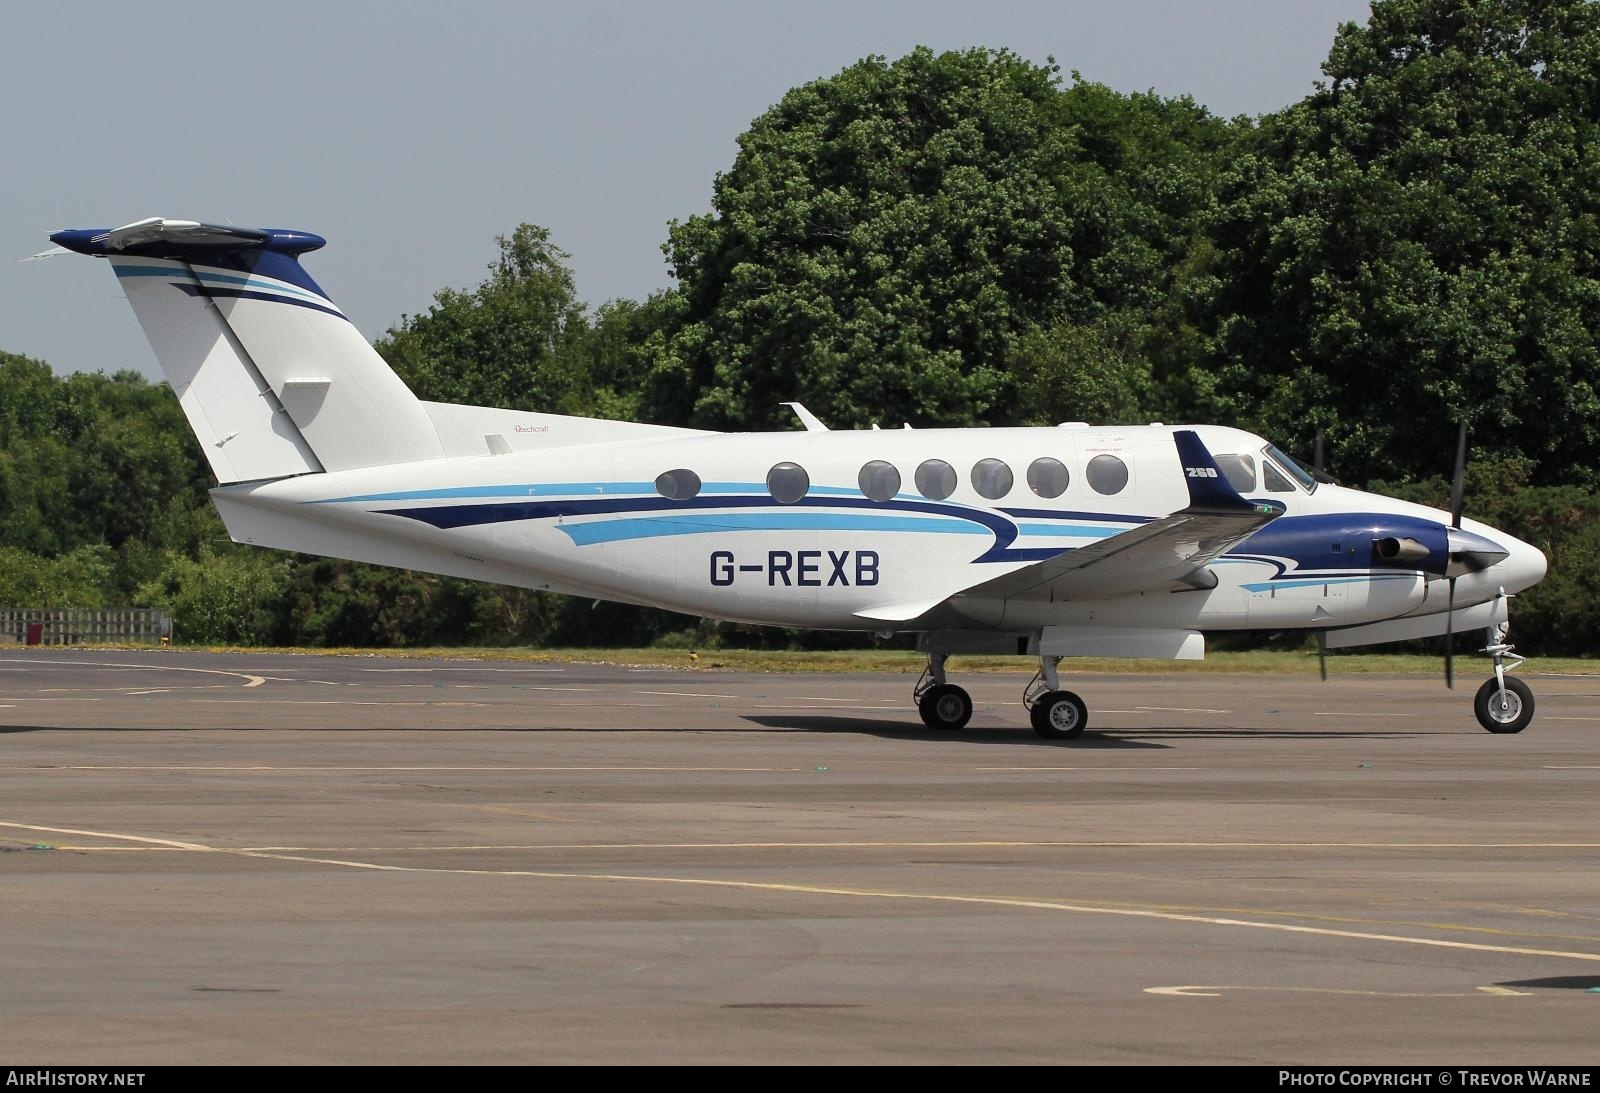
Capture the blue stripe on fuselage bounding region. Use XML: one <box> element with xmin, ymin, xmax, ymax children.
<box><xmin>557</xmin><ymin>512</ymin><xmax>989</xmax><ymax>545</ymax></box>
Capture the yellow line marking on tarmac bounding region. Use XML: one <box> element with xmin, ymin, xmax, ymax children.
<box><xmin>124</xmin><ymin>689</ymin><xmax>172</xmax><ymax>696</ymax></box>
<box><xmin>0</xmin><ymin>658</ymin><xmax>266</xmax><ymax>688</ymax></box>
<box><xmin>1145</xmin><ymin>985</ymin><xmax>1532</xmax><ymax>998</ymax></box>
<box><xmin>25</xmin><ymin>764</ymin><xmax>799</xmax><ymax>772</ymax></box>
<box><xmin>6</xmin><ymin>819</ymin><xmax>1600</xmax><ymax>964</ymax></box>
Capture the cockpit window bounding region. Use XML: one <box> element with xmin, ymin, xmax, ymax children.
<box><xmin>1263</xmin><ymin>461</ymin><xmax>1295</xmax><ymax>492</ymax></box>
<box><xmin>1213</xmin><ymin>454</ymin><xmax>1256</xmax><ymax>493</ymax></box>
<box><xmin>1263</xmin><ymin>444</ymin><xmax>1318</xmax><ymax>493</ymax></box>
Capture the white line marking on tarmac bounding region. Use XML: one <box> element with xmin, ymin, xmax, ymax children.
<box><xmin>750</xmin><ymin>704</ymin><xmax>905</xmax><ymax>710</ymax></box>
<box><xmin>0</xmin><ymin>658</ymin><xmax>266</xmax><ymax>688</ymax></box>
<box><xmin>1546</xmin><ymin>717</ymin><xmax>1600</xmax><ymax>721</ymax></box>
<box><xmin>1544</xmin><ymin>765</ymin><xmax>1600</xmax><ymax>769</ymax></box>
<box><xmin>1134</xmin><ymin>707</ymin><xmax>1230</xmax><ymax>714</ymax></box>
<box><xmin>637</xmin><ymin>691</ymin><xmax>738</xmax><ymax>699</ymax></box>
<box><xmin>3</xmin><ymin>819</ymin><xmax>1597</xmax><ymax>967</ymax></box>
<box><xmin>1313</xmin><ymin>711</ymin><xmax>1419</xmax><ymax>718</ymax></box>
<box><xmin>355</xmin><ymin>667</ymin><xmax>565</xmax><ymax>673</ymax></box>
<box><xmin>124</xmin><ymin>689</ymin><xmax>171</xmax><ymax>696</ymax></box>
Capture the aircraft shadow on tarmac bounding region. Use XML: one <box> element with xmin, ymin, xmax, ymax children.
<box><xmin>1496</xmin><ymin>976</ymin><xmax>1600</xmax><ymax>991</ymax></box>
<box><xmin>739</xmin><ymin>714</ymin><xmax>1170</xmax><ymax>748</ymax></box>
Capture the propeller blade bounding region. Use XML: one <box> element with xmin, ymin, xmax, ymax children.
<box><xmin>1445</xmin><ymin>577</ymin><xmax>1456</xmax><ymax>689</ymax></box>
<box><xmin>1316</xmin><ymin>631</ymin><xmax>1328</xmax><ymax>682</ymax></box>
<box><xmin>1449</xmin><ymin>421</ymin><xmax>1467</xmax><ymax>529</ymax></box>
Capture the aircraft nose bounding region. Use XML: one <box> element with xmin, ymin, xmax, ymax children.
<box><xmin>1495</xmin><ymin>532</ymin><xmax>1548</xmax><ymax>594</ymax></box>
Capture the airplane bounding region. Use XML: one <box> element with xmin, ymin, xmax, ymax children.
<box><xmin>46</xmin><ymin>217</ymin><xmax>1549</xmax><ymax>739</ymax></box>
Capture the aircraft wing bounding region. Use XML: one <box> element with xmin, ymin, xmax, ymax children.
<box><xmin>958</xmin><ymin>431</ymin><xmax>1284</xmax><ymax>603</ymax></box>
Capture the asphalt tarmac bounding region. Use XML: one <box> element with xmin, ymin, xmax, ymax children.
<box><xmin>1</xmin><ymin>649</ymin><xmax>1597</xmax><ymax>1065</ymax></box>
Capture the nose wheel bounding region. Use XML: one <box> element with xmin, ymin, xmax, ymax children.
<box><xmin>1475</xmin><ymin>676</ymin><xmax>1533</xmax><ymax>733</ymax></box>
<box><xmin>1473</xmin><ymin>619</ymin><xmax>1534</xmax><ymax>734</ymax></box>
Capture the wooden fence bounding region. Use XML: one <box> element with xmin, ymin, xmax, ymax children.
<box><xmin>0</xmin><ymin>608</ymin><xmax>172</xmax><ymax>646</ymax></box>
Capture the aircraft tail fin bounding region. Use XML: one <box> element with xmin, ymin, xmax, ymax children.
<box><xmin>52</xmin><ymin>219</ymin><xmax>444</xmax><ymax>484</ymax></box>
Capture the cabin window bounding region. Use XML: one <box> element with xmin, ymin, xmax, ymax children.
<box><xmin>915</xmin><ymin>459</ymin><xmax>957</xmax><ymax>501</ymax></box>
<box><xmin>1214</xmin><ymin>454</ymin><xmax>1256</xmax><ymax>493</ymax></box>
<box><xmin>971</xmin><ymin>458</ymin><xmax>1014</xmax><ymax>500</ymax></box>
<box><xmin>1263</xmin><ymin>460</ymin><xmax>1296</xmax><ymax>492</ymax></box>
<box><xmin>1026</xmin><ymin>457</ymin><xmax>1069</xmax><ymax>499</ymax></box>
<box><xmin>766</xmin><ymin>462</ymin><xmax>810</xmax><ymax>504</ymax></box>
<box><xmin>654</xmin><ymin>469</ymin><xmax>701</xmax><ymax>500</ymax></box>
<box><xmin>1085</xmin><ymin>454</ymin><xmax>1129</xmax><ymax>495</ymax></box>
<box><xmin>858</xmin><ymin>460</ymin><xmax>901</xmax><ymax>503</ymax></box>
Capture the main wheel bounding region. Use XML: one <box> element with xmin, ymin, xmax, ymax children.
<box><xmin>1474</xmin><ymin>676</ymin><xmax>1534</xmax><ymax>734</ymax></box>
<box><xmin>1030</xmin><ymin>690</ymin><xmax>1088</xmax><ymax>740</ymax></box>
<box><xmin>918</xmin><ymin>683</ymin><xmax>972</xmax><ymax>730</ymax></box>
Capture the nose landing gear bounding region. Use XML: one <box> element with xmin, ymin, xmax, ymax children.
<box><xmin>1474</xmin><ymin>622</ymin><xmax>1533</xmax><ymax>734</ymax></box>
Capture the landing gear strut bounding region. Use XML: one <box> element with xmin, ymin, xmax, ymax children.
<box><xmin>1474</xmin><ymin>621</ymin><xmax>1533</xmax><ymax>734</ymax></box>
<box><xmin>1024</xmin><ymin>655</ymin><xmax>1089</xmax><ymax>741</ymax></box>
<box><xmin>914</xmin><ymin>652</ymin><xmax>972</xmax><ymax>730</ymax></box>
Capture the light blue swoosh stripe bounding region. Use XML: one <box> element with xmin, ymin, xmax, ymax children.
<box><xmin>1242</xmin><ymin>576</ymin><xmax>1393</xmax><ymax>592</ymax></box>
<box><xmin>191</xmin><ymin>268</ymin><xmax>330</xmax><ymax>303</ymax></box>
<box><xmin>1017</xmin><ymin>523</ymin><xmax>1122</xmax><ymax>539</ymax></box>
<box><xmin>113</xmin><ymin>263</ymin><xmax>328</xmax><ymax>303</ymax></box>
<box><xmin>557</xmin><ymin>513</ymin><xmax>988</xmax><ymax>546</ymax></box>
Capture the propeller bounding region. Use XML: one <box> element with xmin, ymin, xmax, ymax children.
<box><xmin>1445</xmin><ymin>421</ymin><xmax>1468</xmax><ymax>689</ymax></box>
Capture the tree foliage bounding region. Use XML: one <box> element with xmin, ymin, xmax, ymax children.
<box><xmin>1203</xmin><ymin>0</ymin><xmax>1600</xmax><ymax>486</ymax></box>
<box><xmin>643</xmin><ymin>48</ymin><xmax>1236</xmax><ymax>430</ymax></box>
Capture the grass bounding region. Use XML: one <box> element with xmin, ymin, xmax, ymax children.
<box><xmin>31</xmin><ymin>643</ymin><xmax>1600</xmax><ymax>676</ymax></box>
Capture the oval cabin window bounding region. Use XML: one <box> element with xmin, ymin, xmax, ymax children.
<box><xmin>766</xmin><ymin>462</ymin><xmax>811</xmax><ymax>504</ymax></box>
<box><xmin>914</xmin><ymin>459</ymin><xmax>957</xmax><ymax>501</ymax></box>
<box><xmin>654</xmin><ymin>468</ymin><xmax>702</xmax><ymax>501</ymax></box>
<box><xmin>971</xmin><ymin>458</ymin><xmax>1014</xmax><ymax>500</ymax></box>
<box><xmin>1085</xmin><ymin>454</ymin><xmax>1129</xmax><ymax>495</ymax></box>
<box><xmin>858</xmin><ymin>460</ymin><xmax>901</xmax><ymax>503</ymax></box>
<box><xmin>1026</xmin><ymin>457</ymin><xmax>1069</xmax><ymax>498</ymax></box>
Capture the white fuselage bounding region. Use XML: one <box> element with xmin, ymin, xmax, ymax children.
<box><xmin>214</xmin><ymin>423</ymin><xmax>1547</xmax><ymax>639</ymax></box>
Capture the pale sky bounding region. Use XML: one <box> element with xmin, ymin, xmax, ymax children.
<box><xmin>3</xmin><ymin>0</ymin><xmax>1372</xmax><ymax>378</ymax></box>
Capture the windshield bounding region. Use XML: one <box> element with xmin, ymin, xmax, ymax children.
<box><xmin>1263</xmin><ymin>444</ymin><xmax>1318</xmax><ymax>493</ymax></box>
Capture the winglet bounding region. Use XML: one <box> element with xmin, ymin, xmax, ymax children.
<box><xmin>1173</xmin><ymin>430</ymin><xmax>1283</xmax><ymax>516</ymax></box>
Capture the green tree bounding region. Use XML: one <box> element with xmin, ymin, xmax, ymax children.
<box><xmin>1203</xmin><ymin>0</ymin><xmax>1600</xmax><ymax>486</ymax></box>
<box><xmin>376</xmin><ymin>224</ymin><xmax>606</xmax><ymax>415</ymax></box>
<box><xmin>644</xmin><ymin>48</ymin><xmax>1236</xmax><ymax>431</ymax></box>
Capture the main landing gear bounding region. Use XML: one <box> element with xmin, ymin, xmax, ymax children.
<box><xmin>1024</xmin><ymin>655</ymin><xmax>1088</xmax><ymax>741</ymax></box>
<box><xmin>914</xmin><ymin>652</ymin><xmax>972</xmax><ymax>730</ymax></box>
<box><xmin>1473</xmin><ymin>622</ymin><xmax>1533</xmax><ymax>734</ymax></box>
<box><xmin>913</xmin><ymin>652</ymin><xmax>1092</xmax><ymax>740</ymax></box>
